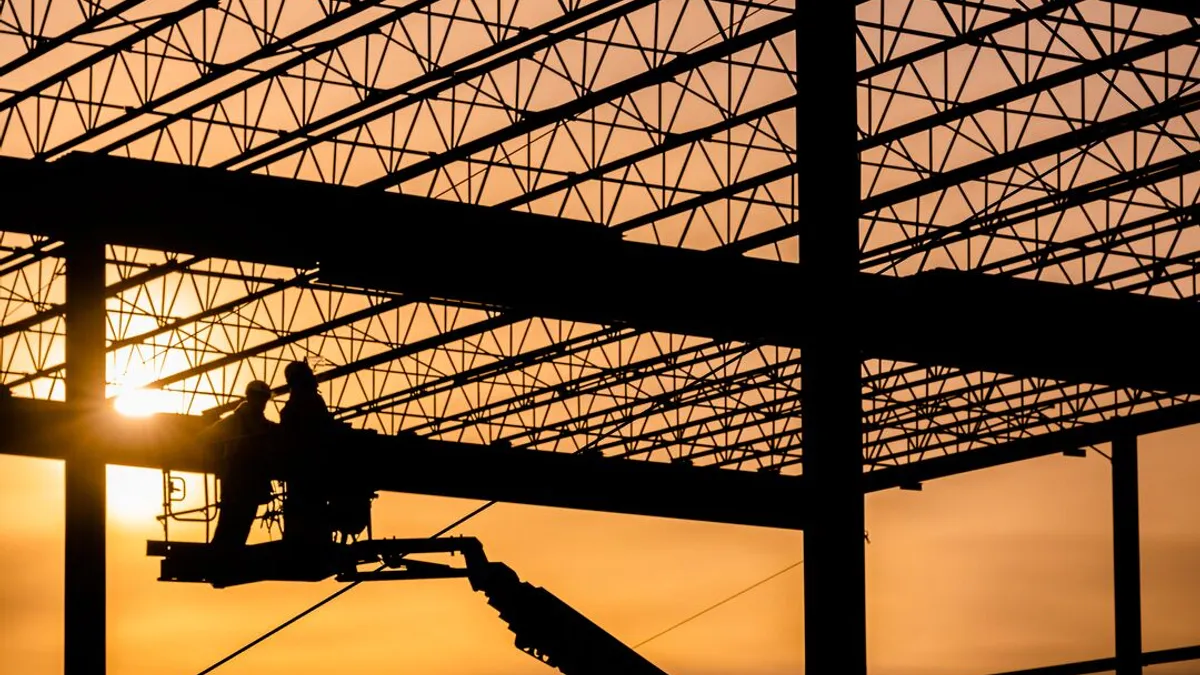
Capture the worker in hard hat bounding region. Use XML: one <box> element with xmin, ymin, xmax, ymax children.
<box><xmin>278</xmin><ymin>361</ymin><xmax>335</xmax><ymax>545</ymax></box>
<box><xmin>207</xmin><ymin>380</ymin><xmax>278</xmax><ymax>549</ymax></box>
<box><xmin>279</xmin><ymin>360</ymin><xmax>376</xmax><ymax>544</ymax></box>
<box><xmin>280</xmin><ymin>360</ymin><xmax>333</xmax><ymax>430</ymax></box>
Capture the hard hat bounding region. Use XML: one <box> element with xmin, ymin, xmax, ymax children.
<box><xmin>284</xmin><ymin>360</ymin><xmax>316</xmax><ymax>383</ymax></box>
<box><xmin>245</xmin><ymin>380</ymin><xmax>272</xmax><ymax>398</ymax></box>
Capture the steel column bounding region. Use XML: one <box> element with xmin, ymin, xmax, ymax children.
<box><xmin>1112</xmin><ymin>436</ymin><xmax>1142</xmax><ymax>675</ymax></box>
<box><xmin>796</xmin><ymin>2</ymin><xmax>866</xmax><ymax>674</ymax></box>
<box><xmin>64</xmin><ymin>235</ymin><xmax>107</xmax><ymax>675</ymax></box>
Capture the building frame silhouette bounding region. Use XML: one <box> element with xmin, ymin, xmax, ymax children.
<box><xmin>1</xmin><ymin>1</ymin><xmax>1198</xmax><ymax>673</ymax></box>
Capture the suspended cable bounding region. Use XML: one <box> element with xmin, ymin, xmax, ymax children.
<box><xmin>632</xmin><ymin>532</ymin><xmax>871</xmax><ymax>649</ymax></box>
<box><xmin>196</xmin><ymin>424</ymin><xmax>616</xmax><ymax>673</ymax></box>
<box><xmin>196</xmin><ymin>401</ymin><xmax>847</xmax><ymax>673</ymax></box>
<box><xmin>195</xmin><ymin>500</ymin><xmax>498</xmax><ymax>675</ymax></box>
<box><xmin>632</xmin><ymin>558</ymin><xmax>804</xmax><ymax>649</ymax></box>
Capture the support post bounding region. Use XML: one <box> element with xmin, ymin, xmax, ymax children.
<box><xmin>1112</xmin><ymin>436</ymin><xmax>1142</xmax><ymax>675</ymax></box>
<box><xmin>796</xmin><ymin>2</ymin><xmax>866</xmax><ymax>674</ymax></box>
<box><xmin>65</xmin><ymin>235</ymin><xmax>107</xmax><ymax>675</ymax></box>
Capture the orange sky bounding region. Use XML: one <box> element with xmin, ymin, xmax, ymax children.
<box><xmin>2</xmin><ymin>424</ymin><xmax>1199</xmax><ymax>674</ymax></box>
<box><xmin>1</xmin><ymin>3</ymin><xmax>1197</xmax><ymax>673</ymax></box>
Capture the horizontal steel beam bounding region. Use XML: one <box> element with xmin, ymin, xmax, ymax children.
<box><xmin>1108</xmin><ymin>0</ymin><xmax>1200</xmax><ymax>16</ymax></box>
<box><xmin>864</xmin><ymin>400</ymin><xmax>1200</xmax><ymax>491</ymax></box>
<box><xmin>987</xmin><ymin>644</ymin><xmax>1200</xmax><ymax>675</ymax></box>
<box><xmin>5</xmin><ymin>396</ymin><xmax>1200</xmax><ymax>525</ymax></box>
<box><xmin>4</xmin><ymin>154</ymin><xmax>1200</xmax><ymax>394</ymax></box>
<box><xmin>865</xmin><ymin>270</ymin><xmax>1200</xmax><ymax>395</ymax></box>
<box><xmin>915</xmin><ymin>0</ymin><xmax>1198</xmax><ymax>16</ymax></box>
<box><xmin>0</xmin><ymin>398</ymin><xmax>809</xmax><ymax>530</ymax></box>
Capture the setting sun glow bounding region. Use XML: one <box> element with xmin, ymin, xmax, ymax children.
<box><xmin>107</xmin><ymin>466</ymin><xmax>164</xmax><ymax>525</ymax></box>
<box><xmin>109</xmin><ymin>361</ymin><xmax>183</xmax><ymax>418</ymax></box>
<box><xmin>113</xmin><ymin>387</ymin><xmax>174</xmax><ymax>418</ymax></box>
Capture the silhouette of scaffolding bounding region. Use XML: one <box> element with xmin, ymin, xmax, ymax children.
<box><xmin>1</xmin><ymin>1</ymin><xmax>1199</xmax><ymax>673</ymax></box>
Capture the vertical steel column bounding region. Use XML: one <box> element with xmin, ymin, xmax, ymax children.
<box><xmin>65</xmin><ymin>235</ymin><xmax>107</xmax><ymax>675</ymax></box>
<box><xmin>1112</xmin><ymin>436</ymin><xmax>1142</xmax><ymax>675</ymax></box>
<box><xmin>795</xmin><ymin>3</ymin><xmax>865</xmax><ymax>675</ymax></box>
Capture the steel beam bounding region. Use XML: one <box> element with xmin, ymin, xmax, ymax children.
<box><xmin>7</xmin><ymin>396</ymin><xmax>1200</xmax><ymax>533</ymax></box>
<box><xmin>864</xmin><ymin>270</ymin><xmax>1200</xmax><ymax>395</ymax></box>
<box><xmin>888</xmin><ymin>155</ymin><xmax>1200</xmax><ymax>273</ymax></box>
<box><xmin>1</xmin><ymin>399</ymin><xmax>810</xmax><ymax>531</ymax></box>
<box><xmin>862</xmin><ymin>401</ymin><xmax>1200</xmax><ymax>491</ymax></box>
<box><xmin>358</xmin><ymin>15</ymin><xmax>794</xmax><ymax>191</ymax></box>
<box><xmin>63</xmin><ymin>235</ymin><xmax>107</xmax><ymax>675</ymax></box>
<box><xmin>729</xmin><ymin>24</ymin><xmax>1200</xmax><ymax>256</ymax></box>
<box><xmin>1109</xmin><ymin>0</ymin><xmax>1200</xmax><ymax>16</ymax></box>
<box><xmin>865</xmin><ymin>24</ymin><xmax>1200</xmax><ymax>154</ymax></box>
<box><xmin>223</xmin><ymin>0</ymin><xmax>657</xmax><ymax>173</ymax></box>
<box><xmin>241</xmin><ymin>0</ymin><xmax>1068</xmax><ymax>176</ymax></box>
<box><xmin>986</xmin><ymin>645</ymin><xmax>1200</xmax><ymax>675</ymax></box>
<box><xmin>4</xmin><ymin>271</ymin><xmax>319</xmax><ymax>390</ymax></box>
<box><xmin>859</xmin><ymin>88</ymin><xmax>1200</xmax><ymax>216</ymax></box>
<box><xmin>0</xmin><ymin>0</ymin><xmax>154</xmax><ymax>80</ymax></box>
<box><xmin>796</xmin><ymin>1</ymin><xmax>866</xmax><ymax>673</ymax></box>
<box><xmin>639</xmin><ymin>19</ymin><xmax>1200</xmax><ymax>250</ymax></box>
<box><xmin>37</xmin><ymin>0</ymin><xmax>401</xmax><ymax>160</ymax></box>
<box><xmin>140</xmin><ymin>297</ymin><xmax>414</xmax><ymax>395</ymax></box>
<box><xmin>857</xmin><ymin>0</ymin><xmax>1082</xmax><ymax>80</ymax></box>
<box><xmin>0</xmin><ymin>0</ymin><xmax>215</xmax><ymax>117</ymax></box>
<box><xmin>495</xmin><ymin>95</ymin><xmax>800</xmax><ymax>211</ymax></box>
<box><xmin>0</xmin><ymin>257</ymin><xmax>196</xmax><ymax>341</ymax></box>
<box><xmin>1112</xmin><ymin>436</ymin><xmax>1142</xmax><ymax>675</ymax></box>
<box><xmin>4</xmin><ymin>154</ymin><xmax>1200</xmax><ymax>395</ymax></box>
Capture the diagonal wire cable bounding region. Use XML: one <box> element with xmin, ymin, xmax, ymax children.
<box><xmin>631</xmin><ymin>558</ymin><xmax>804</xmax><ymax>649</ymax></box>
<box><xmin>196</xmin><ymin>413</ymin><xmax>625</xmax><ymax>673</ymax></box>
<box><xmin>195</xmin><ymin>500</ymin><xmax>498</xmax><ymax>675</ymax></box>
<box><xmin>195</xmin><ymin>461</ymin><xmax>863</xmax><ymax>671</ymax></box>
<box><xmin>631</xmin><ymin>532</ymin><xmax>869</xmax><ymax>650</ymax></box>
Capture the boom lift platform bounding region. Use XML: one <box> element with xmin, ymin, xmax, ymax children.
<box><xmin>146</xmin><ymin>429</ymin><xmax>669</xmax><ymax>675</ymax></box>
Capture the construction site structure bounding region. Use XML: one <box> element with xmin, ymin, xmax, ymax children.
<box><xmin>1</xmin><ymin>1</ymin><xmax>1199</xmax><ymax>673</ymax></box>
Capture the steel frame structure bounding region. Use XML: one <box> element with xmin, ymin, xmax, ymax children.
<box><xmin>1</xmin><ymin>0</ymin><xmax>1199</xmax><ymax>673</ymax></box>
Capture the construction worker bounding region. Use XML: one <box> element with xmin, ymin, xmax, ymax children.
<box><xmin>207</xmin><ymin>380</ymin><xmax>277</xmax><ymax>549</ymax></box>
<box><xmin>278</xmin><ymin>360</ymin><xmax>374</xmax><ymax>544</ymax></box>
<box><xmin>279</xmin><ymin>361</ymin><xmax>334</xmax><ymax>544</ymax></box>
<box><xmin>280</xmin><ymin>360</ymin><xmax>333</xmax><ymax>429</ymax></box>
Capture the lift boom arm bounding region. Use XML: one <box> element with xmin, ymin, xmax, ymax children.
<box><xmin>148</xmin><ymin>535</ymin><xmax>667</xmax><ymax>674</ymax></box>
<box><xmin>465</xmin><ymin>555</ymin><xmax>667</xmax><ymax>675</ymax></box>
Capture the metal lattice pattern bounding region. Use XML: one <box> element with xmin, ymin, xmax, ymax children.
<box><xmin>2</xmin><ymin>0</ymin><xmax>1198</xmax><ymax>474</ymax></box>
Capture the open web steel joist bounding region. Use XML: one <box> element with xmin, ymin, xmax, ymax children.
<box><xmin>1</xmin><ymin>0</ymin><xmax>1196</xmax><ymax>475</ymax></box>
<box><xmin>0</xmin><ymin>1</ymin><xmax>1198</xmax><ymax>674</ymax></box>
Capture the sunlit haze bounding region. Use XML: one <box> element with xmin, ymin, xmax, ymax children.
<box><xmin>3</xmin><ymin>428</ymin><xmax>1200</xmax><ymax>673</ymax></box>
<box><xmin>1</xmin><ymin>0</ymin><xmax>1198</xmax><ymax>673</ymax></box>
<box><xmin>112</xmin><ymin>388</ymin><xmax>176</xmax><ymax>418</ymax></box>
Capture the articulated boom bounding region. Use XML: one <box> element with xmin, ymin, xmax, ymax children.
<box><xmin>147</xmin><ymin>534</ymin><xmax>666</xmax><ymax>674</ymax></box>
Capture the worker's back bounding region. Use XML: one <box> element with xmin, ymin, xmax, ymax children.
<box><xmin>280</xmin><ymin>389</ymin><xmax>332</xmax><ymax>430</ymax></box>
<box><xmin>205</xmin><ymin>402</ymin><xmax>276</xmax><ymax>505</ymax></box>
<box><xmin>278</xmin><ymin>384</ymin><xmax>336</xmax><ymax>544</ymax></box>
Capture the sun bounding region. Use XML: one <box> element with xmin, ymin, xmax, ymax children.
<box><xmin>113</xmin><ymin>386</ymin><xmax>174</xmax><ymax>417</ymax></box>
<box><xmin>109</xmin><ymin>361</ymin><xmax>182</xmax><ymax>417</ymax></box>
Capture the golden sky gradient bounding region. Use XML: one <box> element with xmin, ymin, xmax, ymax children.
<box><xmin>1</xmin><ymin>2</ymin><xmax>1197</xmax><ymax>673</ymax></box>
<box><xmin>2</xmin><ymin>423</ymin><xmax>1199</xmax><ymax>674</ymax></box>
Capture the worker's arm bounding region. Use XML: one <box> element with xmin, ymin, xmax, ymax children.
<box><xmin>194</xmin><ymin>416</ymin><xmax>238</xmax><ymax>477</ymax></box>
